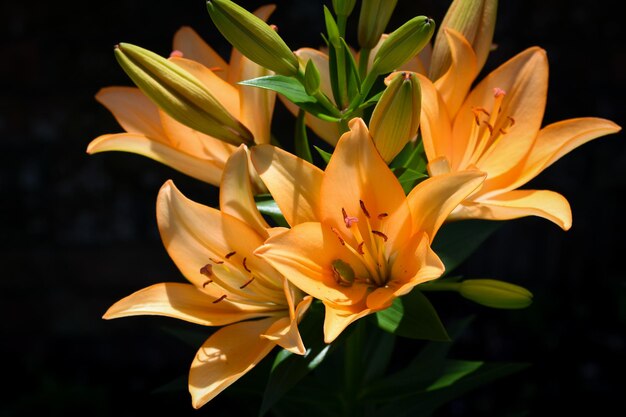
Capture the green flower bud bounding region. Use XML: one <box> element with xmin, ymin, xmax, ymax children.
<box><xmin>429</xmin><ymin>0</ymin><xmax>498</xmax><ymax>81</ymax></box>
<box><xmin>459</xmin><ymin>279</ymin><xmax>533</xmax><ymax>309</ymax></box>
<box><xmin>303</xmin><ymin>59</ymin><xmax>321</xmax><ymax>96</ymax></box>
<box><xmin>358</xmin><ymin>0</ymin><xmax>399</xmax><ymax>49</ymax></box>
<box><xmin>206</xmin><ymin>0</ymin><xmax>299</xmax><ymax>76</ymax></box>
<box><xmin>370</xmin><ymin>71</ymin><xmax>421</xmax><ymax>163</ymax></box>
<box><xmin>370</xmin><ymin>16</ymin><xmax>435</xmax><ymax>75</ymax></box>
<box><xmin>114</xmin><ymin>43</ymin><xmax>253</xmax><ymax>146</ymax></box>
<box><xmin>332</xmin><ymin>0</ymin><xmax>357</xmax><ymax>17</ymax></box>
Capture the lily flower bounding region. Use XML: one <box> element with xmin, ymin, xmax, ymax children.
<box><xmin>251</xmin><ymin>118</ymin><xmax>485</xmax><ymax>342</ymax></box>
<box><xmin>88</xmin><ymin>6</ymin><xmax>277</xmax><ymax>187</ymax></box>
<box><xmin>418</xmin><ymin>33</ymin><xmax>621</xmax><ymax>229</ymax></box>
<box><xmin>103</xmin><ymin>146</ymin><xmax>311</xmax><ymax>408</ymax></box>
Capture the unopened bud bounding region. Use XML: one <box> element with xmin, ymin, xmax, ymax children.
<box><xmin>114</xmin><ymin>43</ymin><xmax>253</xmax><ymax>146</ymax></box>
<box><xmin>370</xmin><ymin>71</ymin><xmax>421</xmax><ymax>162</ymax></box>
<box><xmin>303</xmin><ymin>59</ymin><xmax>321</xmax><ymax>96</ymax></box>
<box><xmin>206</xmin><ymin>0</ymin><xmax>299</xmax><ymax>76</ymax></box>
<box><xmin>358</xmin><ymin>0</ymin><xmax>399</xmax><ymax>49</ymax></box>
<box><xmin>429</xmin><ymin>0</ymin><xmax>498</xmax><ymax>80</ymax></box>
<box><xmin>459</xmin><ymin>279</ymin><xmax>533</xmax><ymax>309</ymax></box>
<box><xmin>332</xmin><ymin>0</ymin><xmax>357</xmax><ymax>17</ymax></box>
<box><xmin>371</xmin><ymin>16</ymin><xmax>435</xmax><ymax>75</ymax></box>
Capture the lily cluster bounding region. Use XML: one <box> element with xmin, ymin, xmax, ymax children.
<box><xmin>89</xmin><ymin>0</ymin><xmax>620</xmax><ymax>410</ymax></box>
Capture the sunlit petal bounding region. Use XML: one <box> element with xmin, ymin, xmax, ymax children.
<box><xmin>323</xmin><ymin>304</ymin><xmax>372</xmax><ymax>343</ymax></box>
<box><xmin>417</xmin><ymin>74</ymin><xmax>454</xmax><ymax>162</ymax></box>
<box><xmin>172</xmin><ymin>26</ymin><xmax>229</xmax><ymax>79</ymax></box>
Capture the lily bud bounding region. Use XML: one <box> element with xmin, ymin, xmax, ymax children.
<box><xmin>370</xmin><ymin>16</ymin><xmax>435</xmax><ymax>75</ymax></box>
<box><xmin>114</xmin><ymin>43</ymin><xmax>253</xmax><ymax>146</ymax></box>
<box><xmin>358</xmin><ymin>0</ymin><xmax>399</xmax><ymax>49</ymax></box>
<box><xmin>459</xmin><ymin>279</ymin><xmax>533</xmax><ymax>309</ymax></box>
<box><xmin>429</xmin><ymin>0</ymin><xmax>498</xmax><ymax>81</ymax></box>
<box><xmin>206</xmin><ymin>0</ymin><xmax>299</xmax><ymax>76</ymax></box>
<box><xmin>370</xmin><ymin>71</ymin><xmax>421</xmax><ymax>162</ymax></box>
<box><xmin>303</xmin><ymin>59</ymin><xmax>321</xmax><ymax>96</ymax></box>
<box><xmin>332</xmin><ymin>0</ymin><xmax>356</xmax><ymax>17</ymax></box>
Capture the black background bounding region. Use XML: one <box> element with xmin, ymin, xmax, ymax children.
<box><xmin>2</xmin><ymin>0</ymin><xmax>624</xmax><ymax>415</ymax></box>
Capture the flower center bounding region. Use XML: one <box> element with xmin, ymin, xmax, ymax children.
<box><xmin>331</xmin><ymin>200</ymin><xmax>390</xmax><ymax>288</ymax></box>
<box><xmin>462</xmin><ymin>87</ymin><xmax>516</xmax><ymax>168</ymax></box>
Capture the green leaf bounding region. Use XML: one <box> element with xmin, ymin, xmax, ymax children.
<box><xmin>340</xmin><ymin>37</ymin><xmax>361</xmax><ymax>99</ymax></box>
<box><xmin>362</xmin><ymin>323</ymin><xmax>395</xmax><ymax>383</ymax></box>
<box><xmin>392</xmin><ymin>166</ymin><xmax>428</xmax><ymax>194</ymax></box>
<box><xmin>255</xmin><ymin>194</ymin><xmax>289</xmax><ymax>228</ymax></box>
<box><xmin>260</xmin><ymin>302</ymin><xmax>332</xmax><ymax>416</ymax></box>
<box><xmin>313</xmin><ymin>145</ymin><xmax>333</xmax><ymax>165</ymax></box>
<box><xmin>431</xmin><ymin>220</ymin><xmax>502</xmax><ymax>274</ymax></box>
<box><xmin>294</xmin><ymin>109</ymin><xmax>313</xmax><ymax>163</ymax></box>
<box><xmin>390</xmin><ymin>137</ymin><xmax>428</xmax><ymax>171</ymax></box>
<box><xmin>240</xmin><ymin>75</ymin><xmax>315</xmax><ymax>104</ymax></box>
<box><xmin>376</xmin><ymin>290</ymin><xmax>449</xmax><ymax>341</ymax></box>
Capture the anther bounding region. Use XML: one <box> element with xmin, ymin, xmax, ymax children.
<box><xmin>225</xmin><ymin>251</ymin><xmax>237</xmax><ymax>259</ymax></box>
<box><xmin>242</xmin><ymin>257</ymin><xmax>251</xmax><ymax>273</ymax></box>
<box><xmin>482</xmin><ymin>121</ymin><xmax>494</xmax><ymax>135</ymax></box>
<box><xmin>359</xmin><ymin>200</ymin><xmax>371</xmax><ymax>218</ymax></box>
<box><xmin>212</xmin><ymin>294</ymin><xmax>227</xmax><ymax>304</ymax></box>
<box><xmin>377</xmin><ymin>212</ymin><xmax>388</xmax><ymax>219</ymax></box>
<box><xmin>200</xmin><ymin>264</ymin><xmax>213</xmax><ymax>277</ymax></box>
<box><xmin>330</xmin><ymin>227</ymin><xmax>346</xmax><ymax>245</ymax></box>
<box><xmin>202</xmin><ymin>280</ymin><xmax>212</xmax><ymax>288</ymax></box>
<box><xmin>357</xmin><ymin>242</ymin><xmax>365</xmax><ymax>255</ymax></box>
<box><xmin>209</xmin><ymin>257</ymin><xmax>224</xmax><ymax>264</ymax></box>
<box><xmin>372</xmin><ymin>230</ymin><xmax>388</xmax><ymax>242</ymax></box>
<box><xmin>507</xmin><ymin>116</ymin><xmax>516</xmax><ymax>127</ymax></box>
<box><xmin>342</xmin><ymin>208</ymin><xmax>359</xmax><ymax>228</ymax></box>
<box><xmin>239</xmin><ymin>277</ymin><xmax>255</xmax><ymax>289</ymax></box>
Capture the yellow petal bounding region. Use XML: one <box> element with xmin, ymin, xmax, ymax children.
<box><xmin>87</xmin><ymin>133</ymin><xmax>224</xmax><ymax>186</ymax></box>
<box><xmin>454</xmin><ymin>47</ymin><xmax>548</xmax><ymax>176</ymax></box>
<box><xmin>103</xmin><ymin>282</ymin><xmax>272</xmax><ymax>325</ymax></box>
<box><xmin>416</xmin><ymin>74</ymin><xmax>454</xmax><ymax>162</ymax></box>
<box><xmin>406</xmin><ymin>170</ymin><xmax>486</xmax><ymax>241</ymax></box>
<box><xmin>321</xmin><ymin>118</ymin><xmax>407</xmax><ymax>243</ymax></box>
<box><xmin>509</xmin><ymin>118</ymin><xmax>622</xmax><ymax>190</ymax></box>
<box><xmin>170</xmin><ymin>56</ymin><xmax>241</xmax><ymax>118</ymax></box>
<box><xmin>323</xmin><ymin>303</ymin><xmax>372</xmax><ymax>343</ymax></box>
<box><xmin>433</xmin><ymin>29</ymin><xmax>478</xmax><ymax>120</ymax></box>
<box><xmin>256</xmin><ymin>222</ymin><xmax>371</xmax><ymax>307</ymax></box>
<box><xmin>189</xmin><ymin>317</ymin><xmax>276</xmax><ymax>408</ymax></box>
<box><xmin>172</xmin><ymin>26</ymin><xmax>229</xmax><ymax>79</ymax></box>
<box><xmin>251</xmin><ymin>145</ymin><xmax>324</xmax><ymax>226</ymax></box>
<box><xmin>220</xmin><ymin>146</ymin><xmax>270</xmax><ymax>238</ymax></box>
<box><xmin>452</xmin><ymin>189</ymin><xmax>572</xmax><ymax>230</ymax></box>
<box><xmin>95</xmin><ymin>86</ymin><xmax>167</xmax><ymax>141</ymax></box>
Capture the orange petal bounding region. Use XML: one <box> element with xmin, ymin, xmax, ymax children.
<box><xmin>251</xmin><ymin>145</ymin><xmax>324</xmax><ymax>226</ymax></box>
<box><xmin>416</xmin><ymin>74</ymin><xmax>454</xmax><ymax>162</ymax></box>
<box><xmin>238</xmin><ymin>55</ymin><xmax>276</xmax><ymax>145</ymax></box>
<box><xmin>406</xmin><ymin>170</ymin><xmax>486</xmax><ymax>241</ymax></box>
<box><xmin>509</xmin><ymin>118</ymin><xmax>622</xmax><ymax>190</ymax></box>
<box><xmin>87</xmin><ymin>133</ymin><xmax>224</xmax><ymax>186</ymax></box>
<box><xmin>255</xmin><ymin>222</ymin><xmax>371</xmax><ymax>307</ymax></box>
<box><xmin>103</xmin><ymin>282</ymin><xmax>272</xmax><ymax>325</ymax></box>
<box><xmin>433</xmin><ymin>29</ymin><xmax>478</xmax><ymax>120</ymax></box>
<box><xmin>452</xmin><ymin>189</ymin><xmax>572</xmax><ymax>230</ymax></box>
<box><xmin>454</xmin><ymin>47</ymin><xmax>548</xmax><ymax>176</ymax></box>
<box><xmin>220</xmin><ymin>146</ymin><xmax>270</xmax><ymax>238</ymax></box>
<box><xmin>95</xmin><ymin>87</ymin><xmax>167</xmax><ymax>141</ymax></box>
<box><xmin>172</xmin><ymin>26</ymin><xmax>229</xmax><ymax>79</ymax></box>
<box><xmin>189</xmin><ymin>318</ymin><xmax>276</xmax><ymax>408</ymax></box>
<box><xmin>322</xmin><ymin>303</ymin><xmax>372</xmax><ymax>343</ymax></box>
<box><xmin>262</xmin><ymin>295</ymin><xmax>311</xmax><ymax>355</ymax></box>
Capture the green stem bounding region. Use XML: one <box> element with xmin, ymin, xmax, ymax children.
<box><xmin>358</xmin><ymin>48</ymin><xmax>371</xmax><ymax>79</ymax></box>
<box><xmin>348</xmin><ymin>70</ymin><xmax>378</xmax><ymax>112</ymax></box>
<box><xmin>337</xmin><ymin>14</ymin><xmax>348</xmax><ymax>38</ymax></box>
<box><xmin>314</xmin><ymin>91</ymin><xmax>343</xmax><ymax>118</ymax></box>
<box><xmin>419</xmin><ymin>282</ymin><xmax>462</xmax><ymax>292</ymax></box>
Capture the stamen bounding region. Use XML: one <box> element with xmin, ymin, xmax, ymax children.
<box><xmin>330</xmin><ymin>226</ymin><xmax>346</xmax><ymax>245</ymax></box>
<box><xmin>372</xmin><ymin>230</ymin><xmax>388</xmax><ymax>242</ymax></box>
<box><xmin>377</xmin><ymin>213</ymin><xmax>388</xmax><ymax>220</ymax></box>
<box><xmin>482</xmin><ymin>121</ymin><xmax>494</xmax><ymax>135</ymax></box>
<box><xmin>357</xmin><ymin>241</ymin><xmax>365</xmax><ymax>255</ymax></box>
<box><xmin>242</xmin><ymin>257</ymin><xmax>251</xmax><ymax>273</ymax></box>
<box><xmin>239</xmin><ymin>277</ymin><xmax>255</xmax><ymax>289</ymax></box>
<box><xmin>200</xmin><ymin>264</ymin><xmax>213</xmax><ymax>277</ymax></box>
<box><xmin>359</xmin><ymin>200</ymin><xmax>371</xmax><ymax>218</ymax></box>
<box><xmin>202</xmin><ymin>280</ymin><xmax>212</xmax><ymax>288</ymax></box>
<box><xmin>212</xmin><ymin>294</ymin><xmax>227</xmax><ymax>304</ymax></box>
<box><xmin>169</xmin><ymin>50</ymin><xmax>183</xmax><ymax>58</ymax></box>
<box><xmin>209</xmin><ymin>257</ymin><xmax>224</xmax><ymax>264</ymax></box>
<box><xmin>225</xmin><ymin>251</ymin><xmax>237</xmax><ymax>259</ymax></box>
<box><xmin>342</xmin><ymin>208</ymin><xmax>359</xmax><ymax>228</ymax></box>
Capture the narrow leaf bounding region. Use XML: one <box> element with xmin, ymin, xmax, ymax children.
<box><xmin>294</xmin><ymin>109</ymin><xmax>313</xmax><ymax>163</ymax></box>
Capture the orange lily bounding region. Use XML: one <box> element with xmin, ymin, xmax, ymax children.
<box><xmin>88</xmin><ymin>6</ymin><xmax>277</xmax><ymax>186</ymax></box>
<box><xmin>251</xmin><ymin>118</ymin><xmax>485</xmax><ymax>343</ymax></box>
<box><xmin>103</xmin><ymin>146</ymin><xmax>311</xmax><ymax>408</ymax></box>
<box><xmin>417</xmin><ymin>30</ymin><xmax>621</xmax><ymax>230</ymax></box>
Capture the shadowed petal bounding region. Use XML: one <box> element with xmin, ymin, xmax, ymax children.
<box><xmin>189</xmin><ymin>318</ymin><xmax>276</xmax><ymax>408</ymax></box>
<box><xmin>323</xmin><ymin>304</ymin><xmax>372</xmax><ymax>343</ymax></box>
<box><xmin>251</xmin><ymin>145</ymin><xmax>324</xmax><ymax>226</ymax></box>
<box><xmin>417</xmin><ymin>74</ymin><xmax>454</xmax><ymax>163</ymax></box>
<box><xmin>173</xmin><ymin>26</ymin><xmax>229</xmax><ymax>79</ymax></box>
<box><xmin>103</xmin><ymin>283</ymin><xmax>273</xmax><ymax>325</ymax></box>
<box><xmin>239</xmin><ymin>54</ymin><xmax>276</xmax><ymax>145</ymax></box>
<box><xmin>262</xmin><ymin>296</ymin><xmax>312</xmax><ymax>355</ymax></box>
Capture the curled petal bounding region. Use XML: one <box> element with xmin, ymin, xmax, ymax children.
<box><xmin>323</xmin><ymin>303</ymin><xmax>372</xmax><ymax>343</ymax></box>
<box><xmin>261</xmin><ymin>296</ymin><xmax>312</xmax><ymax>355</ymax></box>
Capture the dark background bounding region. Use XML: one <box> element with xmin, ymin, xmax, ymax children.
<box><xmin>2</xmin><ymin>0</ymin><xmax>624</xmax><ymax>415</ymax></box>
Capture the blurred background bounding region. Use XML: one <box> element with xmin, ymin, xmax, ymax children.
<box><xmin>2</xmin><ymin>0</ymin><xmax>624</xmax><ymax>415</ymax></box>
